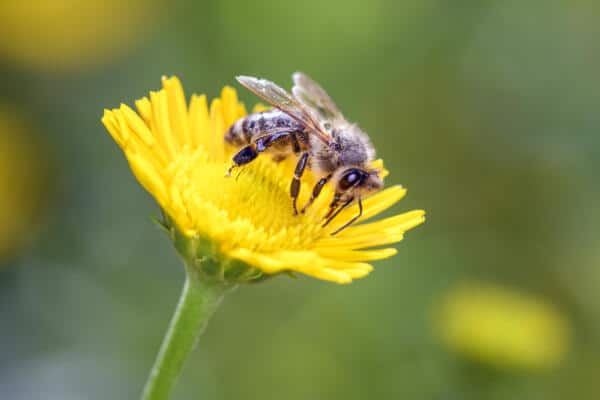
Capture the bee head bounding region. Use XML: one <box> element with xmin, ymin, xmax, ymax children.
<box><xmin>337</xmin><ymin>167</ymin><xmax>383</xmax><ymax>198</ymax></box>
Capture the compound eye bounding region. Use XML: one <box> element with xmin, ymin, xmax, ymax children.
<box><xmin>339</xmin><ymin>170</ymin><xmax>362</xmax><ymax>191</ymax></box>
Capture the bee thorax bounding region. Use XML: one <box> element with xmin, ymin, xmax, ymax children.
<box><xmin>331</xmin><ymin>127</ymin><xmax>374</xmax><ymax>167</ymax></box>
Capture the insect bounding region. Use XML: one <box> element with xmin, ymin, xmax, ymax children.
<box><xmin>225</xmin><ymin>72</ymin><xmax>383</xmax><ymax>235</ymax></box>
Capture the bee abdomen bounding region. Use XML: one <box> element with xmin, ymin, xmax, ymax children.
<box><xmin>224</xmin><ymin>117</ymin><xmax>251</xmax><ymax>146</ymax></box>
<box><xmin>225</xmin><ymin>110</ymin><xmax>303</xmax><ymax>146</ymax></box>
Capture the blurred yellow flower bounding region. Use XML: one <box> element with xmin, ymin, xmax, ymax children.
<box><xmin>0</xmin><ymin>107</ymin><xmax>49</xmax><ymax>261</ymax></box>
<box><xmin>102</xmin><ymin>76</ymin><xmax>425</xmax><ymax>284</ymax></box>
<box><xmin>433</xmin><ymin>282</ymin><xmax>570</xmax><ymax>370</ymax></box>
<box><xmin>0</xmin><ymin>1</ymin><xmax>161</xmax><ymax>72</ymax></box>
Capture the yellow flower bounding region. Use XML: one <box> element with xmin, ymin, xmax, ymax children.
<box><xmin>433</xmin><ymin>282</ymin><xmax>571</xmax><ymax>370</ymax></box>
<box><xmin>101</xmin><ymin>76</ymin><xmax>425</xmax><ymax>284</ymax></box>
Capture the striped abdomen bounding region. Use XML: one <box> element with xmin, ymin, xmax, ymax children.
<box><xmin>225</xmin><ymin>109</ymin><xmax>305</xmax><ymax>146</ymax></box>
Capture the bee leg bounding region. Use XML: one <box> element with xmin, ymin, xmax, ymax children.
<box><xmin>226</xmin><ymin>131</ymin><xmax>293</xmax><ymax>176</ymax></box>
<box><xmin>301</xmin><ymin>174</ymin><xmax>332</xmax><ymax>213</ymax></box>
<box><xmin>323</xmin><ymin>193</ymin><xmax>341</xmax><ymax>220</ymax></box>
<box><xmin>226</xmin><ymin>145</ymin><xmax>259</xmax><ymax>176</ymax></box>
<box><xmin>330</xmin><ymin>197</ymin><xmax>363</xmax><ymax>236</ymax></box>
<box><xmin>322</xmin><ymin>197</ymin><xmax>353</xmax><ymax>228</ymax></box>
<box><xmin>290</xmin><ymin>152</ymin><xmax>310</xmax><ymax>215</ymax></box>
<box><xmin>291</xmin><ymin>133</ymin><xmax>302</xmax><ymax>155</ymax></box>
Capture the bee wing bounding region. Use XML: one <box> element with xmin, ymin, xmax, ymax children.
<box><xmin>236</xmin><ymin>75</ymin><xmax>332</xmax><ymax>144</ymax></box>
<box><xmin>292</xmin><ymin>72</ymin><xmax>344</xmax><ymax>122</ymax></box>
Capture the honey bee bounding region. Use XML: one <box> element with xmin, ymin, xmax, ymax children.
<box><xmin>225</xmin><ymin>72</ymin><xmax>382</xmax><ymax>235</ymax></box>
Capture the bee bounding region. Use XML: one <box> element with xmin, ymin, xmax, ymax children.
<box><xmin>225</xmin><ymin>72</ymin><xmax>383</xmax><ymax>235</ymax></box>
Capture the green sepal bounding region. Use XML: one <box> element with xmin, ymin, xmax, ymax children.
<box><xmin>161</xmin><ymin>208</ymin><xmax>265</xmax><ymax>285</ymax></box>
<box><xmin>150</xmin><ymin>213</ymin><xmax>170</xmax><ymax>234</ymax></box>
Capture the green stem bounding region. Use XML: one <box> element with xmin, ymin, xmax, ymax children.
<box><xmin>141</xmin><ymin>264</ymin><xmax>232</xmax><ymax>400</ymax></box>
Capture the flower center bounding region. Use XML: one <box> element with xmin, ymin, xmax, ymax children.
<box><xmin>168</xmin><ymin>148</ymin><xmax>329</xmax><ymax>253</ymax></box>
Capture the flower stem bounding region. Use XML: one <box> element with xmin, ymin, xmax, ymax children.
<box><xmin>141</xmin><ymin>263</ymin><xmax>232</xmax><ymax>400</ymax></box>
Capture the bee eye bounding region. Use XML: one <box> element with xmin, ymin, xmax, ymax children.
<box><xmin>339</xmin><ymin>169</ymin><xmax>363</xmax><ymax>191</ymax></box>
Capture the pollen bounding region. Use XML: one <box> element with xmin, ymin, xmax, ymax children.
<box><xmin>101</xmin><ymin>76</ymin><xmax>425</xmax><ymax>283</ymax></box>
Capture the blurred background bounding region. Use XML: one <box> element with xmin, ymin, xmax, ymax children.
<box><xmin>0</xmin><ymin>0</ymin><xmax>598</xmax><ymax>399</ymax></box>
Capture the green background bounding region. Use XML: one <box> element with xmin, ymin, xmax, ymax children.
<box><xmin>1</xmin><ymin>0</ymin><xmax>599</xmax><ymax>399</ymax></box>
